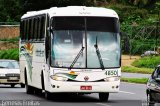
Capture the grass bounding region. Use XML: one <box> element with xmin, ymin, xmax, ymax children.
<box><xmin>122</xmin><ymin>66</ymin><xmax>154</xmax><ymax>74</ymax></box>
<box><xmin>0</xmin><ymin>37</ymin><xmax>19</xmax><ymax>42</ymax></box>
<box><xmin>121</xmin><ymin>77</ymin><xmax>148</xmax><ymax>84</ymax></box>
<box><xmin>0</xmin><ymin>48</ymin><xmax>19</xmax><ymax>61</ymax></box>
<box><xmin>132</xmin><ymin>56</ymin><xmax>160</xmax><ymax>69</ymax></box>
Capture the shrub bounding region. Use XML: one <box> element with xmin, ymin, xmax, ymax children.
<box><xmin>121</xmin><ymin>77</ymin><xmax>148</xmax><ymax>84</ymax></box>
<box><xmin>0</xmin><ymin>48</ymin><xmax>19</xmax><ymax>61</ymax></box>
<box><xmin>122</xmin><ymin>66</ymin><xmax>153</xmax><ymax>74</ymax></box>
<box><xmin>132</xmin><ymin>56</ymin><xmax>160</xmax><ymax>68</ymax></box>
<box><xmin>0</xmin><ymin>37</ymin><xmax>19</xmax><ymax>42</ymax></box>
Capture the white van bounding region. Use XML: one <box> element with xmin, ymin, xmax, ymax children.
<box><xmin>0</xmin><ymin>59</ymin><xmax>25</xmax><ymax>88</ymax></box>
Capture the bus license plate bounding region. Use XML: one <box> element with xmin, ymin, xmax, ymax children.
<box><xmin>80</xmin><ymin>86</ymin><xmax>92</xmax><ymax>90</ymax></box>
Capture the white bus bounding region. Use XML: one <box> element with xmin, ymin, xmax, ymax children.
<box><xmin>20</xmin><ymin>6</ymin><xmax>121</xmax><ymax>101</ymax></box>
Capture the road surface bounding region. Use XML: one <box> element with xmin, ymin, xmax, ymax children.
<box><xmin>0</xmin><ymin>82</ymin><xmax>149</xmax><ymax>106</ymax></box>
<box><xmin>122</xmin><ymin>72</ymin><xmax>151</xmax><ymax>78</ymax></box>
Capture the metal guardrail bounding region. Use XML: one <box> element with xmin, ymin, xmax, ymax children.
<box><xmin>121</xmin><ymin>25</ymin><xmax>160</xmax><ymax>56</ymax></box>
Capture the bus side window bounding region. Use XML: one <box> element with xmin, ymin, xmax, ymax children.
<box><xmin>28</xmin><ymin>19</ymin><xmax>32</xmax><ymax>40</ymax></box>
<box><xmin>37</xmin><ymin>17</ymin><xmax>40</xmax><ymax>40</ymax></box>
<box><xmin>34</xmin><ymin>18</ymin><xmax>37</xmax><ymax>40</ymax></box>
<box><xmin>46</xmin><ymin>14</ymin><xmax>49</xmax><ymax>38</ymax></box>
<box><xmin>24</xmin><ymin>20</ymin><xmax>27</xmax><ymax>40</ymax></box>
<box><xmin>34</xmin><ymin>18</ymin><xmax>38</xmax><ymax>40</ymax></box>
<box><xmin>23</xmin><ymin>20</ymin><xmax>26</xmax><ymax>40</ymax></box>
<box><xmin>26</xmin><ymin>19</ymin><xmax>29</xmax><ymax>41</ymax></box>
<box><xmin>23</xmin><ymin>20</ymin><xmax>25</xmax><ymax>40</ymax></box>
<box><xmin>33</xmin><ymin>18</ymin><xmax>35</xmax><ymax>40</ymax></box>
<box><xmin>30</xmin><ymin>18</ymin><xmax>34</xmax><ymax>40</ymax></box>
<box><xmin>40</xmin><ymin>16</ymin><xmax>45</xmax><ymax>40</ymax></box>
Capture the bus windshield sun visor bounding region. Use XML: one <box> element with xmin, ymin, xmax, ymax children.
<box><xmin>52</xmin><ymin>17</ymin><xmax>119</xmax><ymax>33</ymax></box>
<box><xmin>52</xmin><ymin>17</ymin><xmax>85</xmax><ymax>30</ymax></box>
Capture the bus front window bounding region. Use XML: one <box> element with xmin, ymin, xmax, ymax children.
<box><xmin>51</xmin><ymin>30</ymin><xmax>85</xmax><ymax>68</ymax></box>
<box><xmin>51</xmin><ymin>17</ymin><xmax>120</xmax><ymax>69</ymax></box>
<box><xmin>87</xmin><ymin>32</ymin><xmax>120</xmax><ymax>68</ymax></box>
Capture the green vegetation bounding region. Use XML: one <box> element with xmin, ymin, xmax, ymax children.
<box><xmin>122</xmin><ymin>66</ymin><xmax>153</xmax><ymax>74</ymax></box>
<box><xmin>129</xmin><ymin>40</ymin><xmax>160</xmax><ymax>55</ymax></box>
<box><xmin>121</xmin><ymin>77</ymin><xmax>148</xmax><ymax>84</ymax></box>
<box><xmin>0</xmin><ymin>37</ymin><xmax>19</xmax><ymax>42</ymax></box>
<box><xmin>132</xmin><ymin>56</ymin><xmax>160</xmax><ymax>68</ymax></box>
<box><xmin>0</xmin><ymin>0</ymin><xmax>159</xmax><ymax>61</ymax></box>
<box><xmin>0</xmin><ymin>0</ymin><xmax>21</xmax><ymax>22</ymax></box>
<box><xmin>0</xmin><ymin>49</ymin><xmax>19</xmax><ymax>61</ymax></box>
<box><xmin>105</xmin><ymin>1</ymin><xmax>160</xmax><ymax>55</ymax></box>
<box><xmin>0</xmin><ymin>0</ymin><xmax>93</xmax><ymax>22</ymax></box>
<box><xmin>0</xmin><ymin>0</ymin><xmax>159</xmax><ymax>23</ymax></box>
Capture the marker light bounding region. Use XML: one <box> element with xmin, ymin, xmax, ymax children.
<box><xmin>50</xmin><ymin>75</ymin><xmax>68</xmax><ymax>81</ymax></box>
<box><xmin>104</xmin><ymin>76</ymin><xmax>120</xmax><ymax>82</ymax></box>
<box><xmin>69</xmin><ymin>71</ymin><xmax>76</xmax><ymax>75</ymax></box>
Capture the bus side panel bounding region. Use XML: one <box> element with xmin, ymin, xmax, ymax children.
<box><xmin>19</xmin><ymin>54</ymin><xmax>26</xmax><ymax>84</ymax></box>
<box><xmin>20</xmin><ymin>42</ymin><xmax>33</xmax><ymax>86</ymax></box>
<box><xmin>31</xmin><ymin>42</ymin><xmax>45</xmax><ymax>89</ymax></box>
<box><xmin>43</xmin><ymin>64</ymin><xmax>51</xmax><ymax>91</ymax></box>
<box><xmin>20</xmin><ymin>42</ymin><xmax>26</xmax><ymax>84</ymax></box>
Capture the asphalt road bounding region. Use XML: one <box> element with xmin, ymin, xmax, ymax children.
<box><xmin>0</xmin><ymin>82</ymin><xmax>148</xmax><ymax>106</ymax></box>
<box><xmin>122</xmin><ymin>72</ymin><xmax>151</xmax><ymax>78</ymax></box>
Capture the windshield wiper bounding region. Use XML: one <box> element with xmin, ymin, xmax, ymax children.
<box><xmin>94</xmin><ymin>36</ymin><xmax>105</xmax><ymax>70</ymax></box>
<box><xmin>0</xmin><ymin>66</ymin><xmax>6</xmax><ymax>68</ymax></box>
<box><xmin>69</xmin><ymin>46</ymin><xmax>85</xmax><ymax>69</ymax></box>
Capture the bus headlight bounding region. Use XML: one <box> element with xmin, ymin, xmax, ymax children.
<box><xmin>104</xmin><ymin>76</ymin><xmax>120</xmax><ymax>82</ymax></box>
<box><xmin>50</xmin><ymin>75</ymin><xmax>68</xmax><ymax>81</ymax></box>
<box><xmin>0</xmin><ymin>74</ymin><xmax>5</xmax><ymax>77</ymax></box>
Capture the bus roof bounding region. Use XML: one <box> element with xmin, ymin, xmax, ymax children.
<box><xmin>21</xmin><ymin>6</ymin><xmax>119</xmax><ymax>19</ymax></box>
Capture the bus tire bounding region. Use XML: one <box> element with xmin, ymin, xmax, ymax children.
<box><xmin>41</xmin><ymin>72</ymin><xmax>45</xmax><ymax>90</ymax></box>
<box><xmin>41</xmin><ymin>72</ymin><xmax>52</xmax><ymax>99</ymax></box>
<box><xmin>25</xmin><ymin>71</ymin><xmax>34</xmax><ymax>94</ymax></box>
<box><xmin>45</xmin><ymin>91</ymin><xmax>52</xmax><ymax>100</ymax></box>
<box><xmin>21</xmin><ymin>83</ymin><xmax>25</xmax><ymax>88</ymax></box>
<box><xmin>11</xmin><ymin>84</ymin><xmax>15</xmax><ymax>88</ymax></box>
<box><xmin>35</xmin><ymin>88</ymin><xmax>42</xmax><ymax>95</ymax></box>
<box><xmin>99</xmin><ymin>93</ymin><xmax>109</xmax><ymax>102</ymax></box>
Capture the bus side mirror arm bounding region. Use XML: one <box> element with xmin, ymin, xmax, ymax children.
<box><xmin>45</xmin><ymin>36</ymin><xmax>51</xmax><ymax>66</ymax></box>
<box><xmin>47</xmin><ymin>27</ymin><xmax>54</xmax><ymax>35</ymax></box>
<box><xmin>47</xmin><ymin>50</ymin><xmax>51</xmax><ymax>66</ymax></box>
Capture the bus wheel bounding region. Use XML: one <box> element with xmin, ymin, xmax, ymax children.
<box><xmin>25</xmin><ymin>73</ymin><xmax>34</xmax><ymax>94</ymax></box>
<box><xmin>99</xmin><ymin>93</ymin><xmax>109</xmax><ymax>102</ymax></box>
<box><xmin>45</xmin><ymin>91</ymin><xmax>52</xmax><ymax>100</ymax></box>
<box><xmin>21</xmin><ymin>83</ymin><xmax>25</xmax><ymax>88</ymax></box>
<box><xmin>26</xmin><ymin>83</ymin><xmax>34</xmax><ymax>94</ymax></box>
<box><xmin>11</xmin><ymin>84</ymin><xmax>15</xmax><ymax>88</ymax></box>
<box><xmin>35</xmin><ymin>88</ymin><xmax>42</xmax><ymax>96</ymax></box>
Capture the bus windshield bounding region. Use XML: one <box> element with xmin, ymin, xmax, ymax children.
<box><xmin>51</xmin><ymin>17</ymin><xmax>120</xmax><ymax>69</ymax></box>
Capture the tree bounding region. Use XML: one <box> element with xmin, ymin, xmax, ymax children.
<box><xmin>21</xmin><ymin>0</ymin><xmax>94</xmax><ymax>13</ymax></box>
<box><xmin>0</xmin><ymin>0</ymin><xmax>21</xmax><ymax>22</ymax></box>
<box><xmin>0</xmin><ymin>0</ymin><xmax>94</xmax><ymax>22</ymax></box>
<box><xmin>128</xmin><ymin>0</ymin><xmax>156</xmax><ymax>8</ymax></box>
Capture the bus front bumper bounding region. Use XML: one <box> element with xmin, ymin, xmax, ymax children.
<box><xmin>0</xmin><ymin>79</ymin><xmax>20</xmax><ymax>84</ymax></box>
<box><xmin>48</xmin><ymin>80</ymin><xmax>120</xmax><ymax>93</ymax></box>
